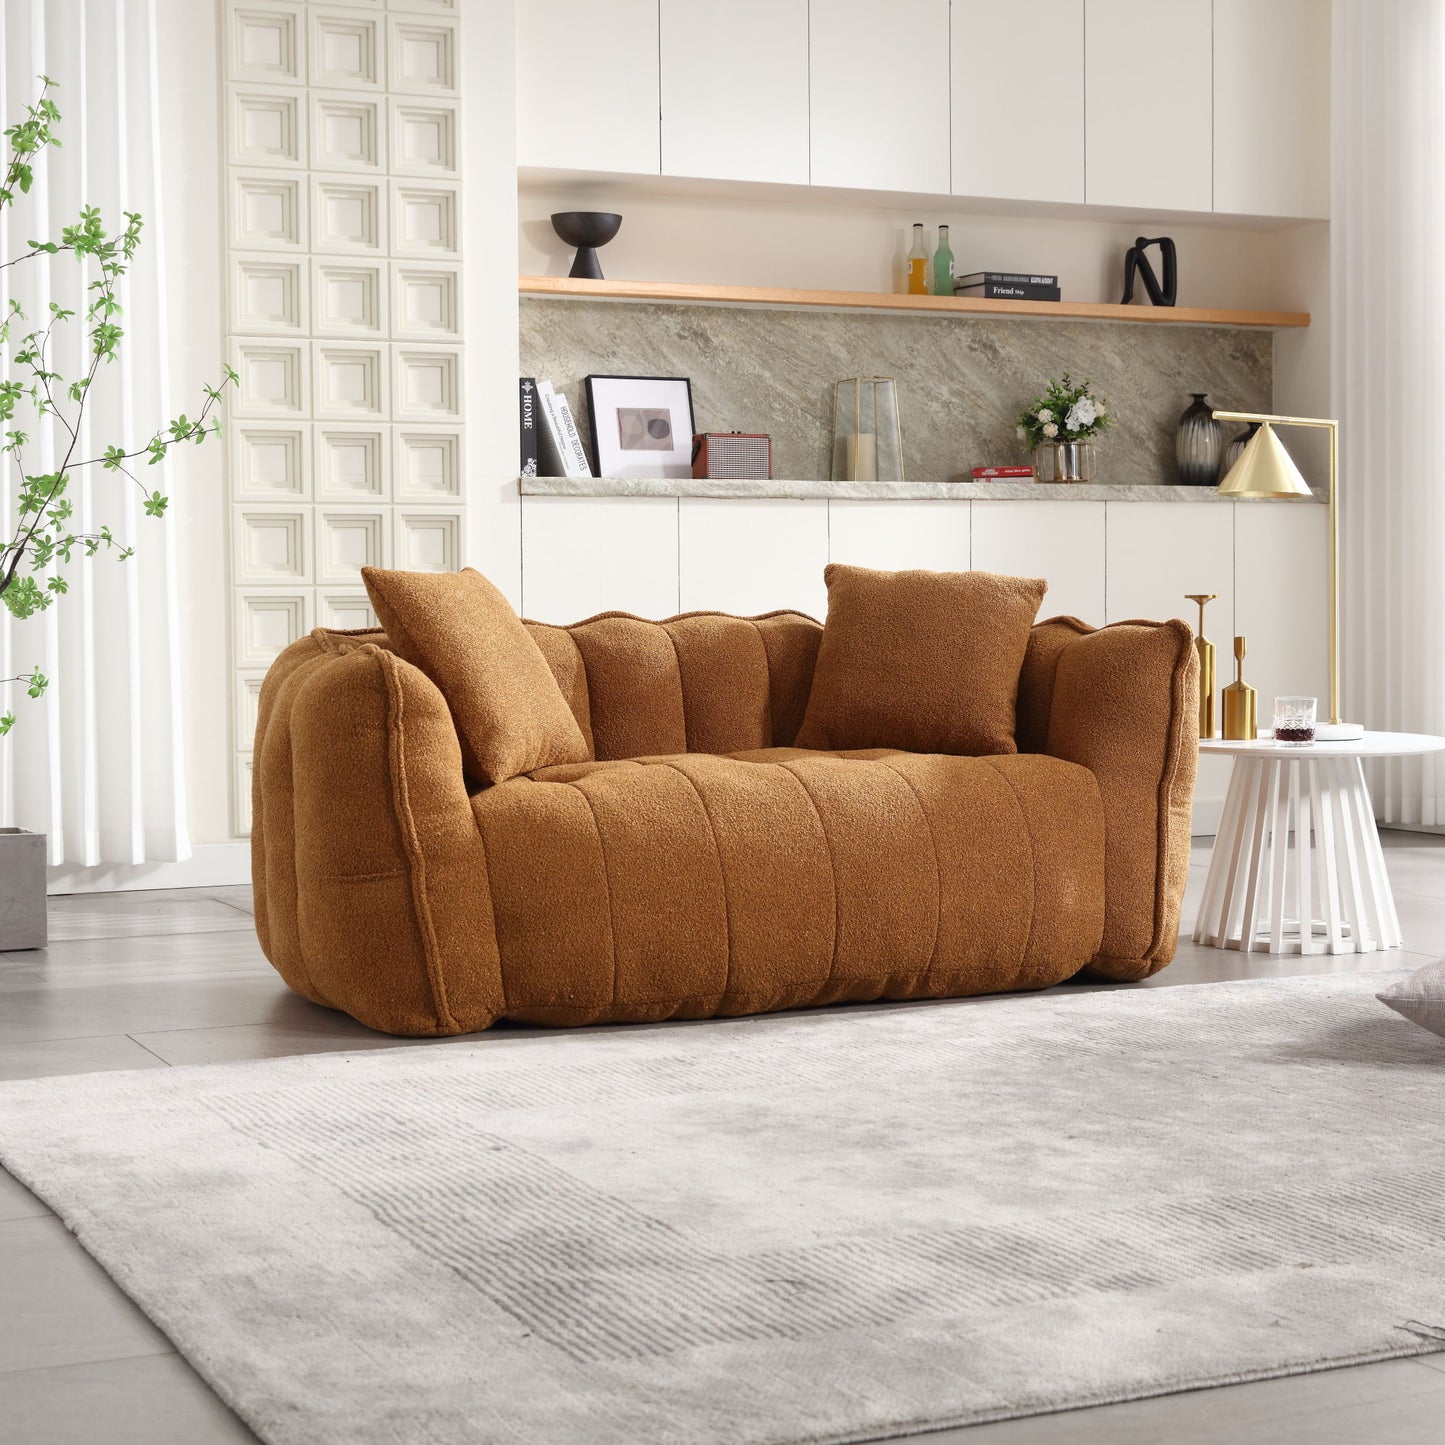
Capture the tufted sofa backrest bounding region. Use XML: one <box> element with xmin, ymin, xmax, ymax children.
<box><xmin>522</xmin><ymin>610</ymin><xmax>824</xmax><ymax>759</ymax></box>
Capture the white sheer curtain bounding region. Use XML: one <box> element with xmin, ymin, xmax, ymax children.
<box><xmin>1333</xmin><ymin>0</ymin><xmax>1445</xmax><ymax>825</ymax></box>
<box><xmin>0</xmin><ymin>0</ymin><xmax>189</xmax><ymax>865</ymax></box>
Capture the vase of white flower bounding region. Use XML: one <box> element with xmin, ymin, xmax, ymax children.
<box><xmin>1015</xmin><ymin>374</ymin><xmax>1114</xmax><ymax>483</ymax></box>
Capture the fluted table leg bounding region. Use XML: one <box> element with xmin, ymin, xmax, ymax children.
<box><xmin>1194</xmin><ymin>753</ymin><xmax>1403</xmax><ymax>956</ymax></box>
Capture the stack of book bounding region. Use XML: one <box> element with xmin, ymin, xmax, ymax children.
<box><xmin>519</xmin><ymin>377</ymin><xmax>592</xmax><ymax>478</ymax></box>
<box><xmin>954</xmin><ymin>271</ymin><xmax>1061</xmax><ymax>302</ymax></box>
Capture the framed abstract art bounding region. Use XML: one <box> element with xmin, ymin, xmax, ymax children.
<box><xmin>584</xmin><ymin>374</ymin><xmax>695</xmax><ymax>478</ymax></box>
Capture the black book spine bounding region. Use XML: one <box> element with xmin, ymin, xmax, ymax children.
<box><xmin>958</xmin><ymin>282</ymin><xmax>1062</xmax><ymax>301</ymax></box>
<box><xmin>519</xmin><ymin>377</ymin><xmax>538</xmax><ymax>477</ymax></box>
<box><xmin>956</xmin><ymin>271</ymin><xmax>1059</xmax><ymax>287</ymax></box>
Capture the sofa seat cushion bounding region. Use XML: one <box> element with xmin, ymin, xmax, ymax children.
<box><xmin>470</xmin><ymin>748</ymin><xmax>1106</xmax><ymax>1027</ymax></box>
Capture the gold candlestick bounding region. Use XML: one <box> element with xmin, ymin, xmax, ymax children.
<box><xmin>1222</xmin><ymin>635</ymin><xmax>1258</xmax><ymax>741</ymax></box>
<box><xmin>1186</xmin><ymin>594</ymin><xmax>1218</xmax><ymax>738</ymax></box>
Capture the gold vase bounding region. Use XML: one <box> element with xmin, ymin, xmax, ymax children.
<box><xmin>1186</xmin><ymin>594</ymin><xmax>1217</xmax><ymax>738</ymax></box>
<box><xmin>1222</xmin><ymin>636</ymin><xmax>1258</xmax><ymax>741</ymax></box>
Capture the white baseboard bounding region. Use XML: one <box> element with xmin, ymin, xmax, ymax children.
<box><xmin>48</xmin><ymin>842</ymin><xmax>251</xmax><ymax>895</ymax></box>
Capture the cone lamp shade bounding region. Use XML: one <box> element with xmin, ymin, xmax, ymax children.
<box><xmin>1216</xmin><ymin>422</ymin><xmax>1314</xmax><ymax>500</ymax></box>
<box><xmin>1211</xmin><ymin>410</ymin><xmax>1363</xmax><ymax>741</ymax></box>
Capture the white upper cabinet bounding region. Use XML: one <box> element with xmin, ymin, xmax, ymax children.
<box><xmin>1213</xmin><ymin>0</ymin><xmax>1329</xmax><ymax>219</ymax></box>
<box><xmin>516</xmin><ymin>0</ymin><xmax>660</xmax><ymax>174</ymax></box>
<box><xmin>660</xmin><ymin>0</ymin><xmax>810</xmax><ymax>185</ymax></box>
<box><xmin>951</xmin><ymin>0</ymin><xmax>1084</xmax><ymax>203</ymax></box>
<box><xmin>1083</xmin><ymin>0</ymin><xmax>1213</xmax><ymax>212</ymax></box>
<box><xmin>809</xmin><ymin>0</ymin><xmax>951</xmax><ymax>195</ymax></box>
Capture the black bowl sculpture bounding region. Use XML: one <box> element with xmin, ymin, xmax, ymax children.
<box><xmin>551</xmin><ymin>211</ymin><xmax>622</xmax><ymax>280</ymax></box>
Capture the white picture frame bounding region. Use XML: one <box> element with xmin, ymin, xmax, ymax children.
<box><xmin>584</xmin><ymin>374</ymin><xmax>695</xmax><ymax>479</ymax></box>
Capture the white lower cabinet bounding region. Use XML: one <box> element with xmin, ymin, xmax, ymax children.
<box><xmin>519</xmin><ymin>495</ymin><xmax>679</xmax><ymax>623</ymax></box>
<box><xmin>828</xmin><ymin>500</ymin><xmax>972</xmax><ymax>573</ymax></box>
<box><xmin>971</xmin><ymin>500</ymin><xmax>1104</xmax><ymax>622</ymax></box>
<box><xmin>678</xmin><ymin>499</ymin><xmax>830</xmax><ymax>619</ymax></box>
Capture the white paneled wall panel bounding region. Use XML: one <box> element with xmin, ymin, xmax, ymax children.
<box><xmin>233</xmin><ymin>424</ymin><xmax>310</xmax><ymax>499</ymax></box>
<box><xmin>312</xmin><ymin>175</ymin><xmax>385</xmax><ymax>250</ymax></box>
<box><xmin>223</xmin><ymin>0</ymin><xmax>467</xmax><ymax>834</ymax></box>
<box><xmin>395</xmin><ymin>509</ymin><xmax>462</xmax><ymax>572</ymax></box>
<box><xmin>520</xmin><ymin>496</ymin><xmax>680</xmax><ymax>622</ymax></box>
<box><xmin>230</xmin><ymin>88</ymin><xmax>305</xmax><ymax>168</ymax></box>
<box><xmin>392</xmin><ymin>183</ymin><xmax>457</xmax><ymax>254</ymax></box>
<box><xmin>229</xmin><ymin>5</ymin><xmax>304</xmax><ymax>83</ymax></box>
<box><xmin>395</xmin><ymin>427</ymin><xmax>462</xmax><ymax>499</ymax></box>
<box><xmin>971</xmin><ymin>500</ymin><xmax>1104</xmax><ymax>623</ymax></box>
<box><xmin>317</xmin><ymin>507</ymin><xmax>389</xmax><ymax>583</ymax></box>
<box><xmin>389</xmin><ymin>17</ymin><xmax>458</xmax><ymax>93</ymax></box>
<box><xmin>233</xmin><ymin>173</ymin><xmax>306</xmax><ymax>248</ymax></box>
<box><xmin>315</xmin><ymin>427</ymin><xmax>389</xmax><ymax>500</ymax></box>
<box><xmin>235</xmin><ymin>590</ymin><xmax>313</xmax><ymax>668</ymax></box>
<box><xmin>678</xmin><ymin>500</ymin><xmax>829</xmax><ymax>619</ymax></box>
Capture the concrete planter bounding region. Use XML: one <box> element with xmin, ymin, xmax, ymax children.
<box><xmin>0</xmin><ymin>828</ymin><xmax>46</xmax><ymax>951</ymax></box>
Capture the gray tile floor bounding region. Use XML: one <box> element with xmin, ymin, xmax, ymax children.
<box><xmin>3</xmin><ymin>833</ymin><xmax>1444</xmax><ymax>1443</ymax></box>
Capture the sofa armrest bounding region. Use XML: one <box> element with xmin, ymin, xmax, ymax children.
<box><xmin>252</xmin><ymin>631</ymin><xmax>504</xmax><ymax>1034</ymax></box>
<box><xmin>1017</xmin><ymin>617</ymin><xmax>1199</xmax><ymax>979</ymax></box>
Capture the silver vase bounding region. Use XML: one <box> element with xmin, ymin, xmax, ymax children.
<box><xmin>1038</xmin><ymin>440</ymin><xmax>1095</xmax><ymax>483</ymax></box>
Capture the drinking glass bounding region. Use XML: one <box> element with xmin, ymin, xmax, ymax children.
<box><xmin>1272</xmin><ymin>696</ymin><xmax>1317</xmax><ymax>745</ymax></box>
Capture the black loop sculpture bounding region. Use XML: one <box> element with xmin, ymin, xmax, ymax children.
<box><xmin>1120</xmin><ymin>235</ymin><xmax>1178</xmax><ymax>307</ymax></box>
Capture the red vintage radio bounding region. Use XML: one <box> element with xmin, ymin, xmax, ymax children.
<box><xmin>691</xmin><ymin>432</ymin><xmax>773</xmax><ymax>480</ymax></box>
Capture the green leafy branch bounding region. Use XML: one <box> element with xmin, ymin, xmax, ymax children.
<box><xmin>1015</xmin><ymin>372</ymin><xmax>1114</xmax><ymax>451</ymax></box>
<box><xmin>0</xmin><ymin>78</ymin><xmax>236</xmax><ymax>725</ymax></box>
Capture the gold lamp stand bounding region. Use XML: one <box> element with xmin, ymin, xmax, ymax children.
<box><xmin>1212</xmin><ymin>410</ymin><xmax>1364</xmax><ymax>741</ymax></box>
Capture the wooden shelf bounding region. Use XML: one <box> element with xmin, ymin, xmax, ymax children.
<box><xmin>519</xmin><ymin>275</ymin><xmax>1310</xmax><ymax>329</ymax></box>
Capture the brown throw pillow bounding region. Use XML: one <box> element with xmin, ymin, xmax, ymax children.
<box><xmin>361</xmin><ymin>567</ymin><xmax>589</xmax><ymax>785</ymax></box>
<box><xmin>795</xmin><ymin>565</ymin><xmax>1046</xmax><ymax>756</ymax></box>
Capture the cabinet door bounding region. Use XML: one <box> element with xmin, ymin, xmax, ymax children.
<box><xmin>809</xmin><ymin>0</ymin><xmax>951</xmax><ymax>194</ymax></box>
<box><xmin>516</xmin><ymin>0</ymin><xmax>660</xmax><ymax>174</ymax></box>
<box><xmin>660</xmin><ymin>0</ymin><xmax>809</xmax><ymax>184</ymax></box>
<box><xmin>1213</xmin><ymin>0</ymin><xmax>1329</xmax><ymax>219</ymax></box>
<box><xmin>952</xmin><ymin>0</ymin><xmax>1084</xmax><ymax>203</ymax></box>
<box><xmin>1084</xmin><ymin>0</ymin><xmax>1212</xmax><ymax>212</ymax></box>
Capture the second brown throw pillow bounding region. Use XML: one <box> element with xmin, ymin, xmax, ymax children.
<box><xmin>795</xmin><ymin>564</ymin><xmax>1047</xmax><ymax>756</ymax></box>
<box><xmin>362</xmin><ymin>566</ymin><xmax>589</xmax><ymax>785</ymax></box>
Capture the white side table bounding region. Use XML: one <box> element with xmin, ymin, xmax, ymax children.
<box><xmin>1194</xmin><ymin>732</ymin><xmax>1445</xmax><ymax>955</ymax></box>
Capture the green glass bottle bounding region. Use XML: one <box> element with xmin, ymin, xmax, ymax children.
<box><xmin>932</xmin><ymin>223</ymin><xmax>955</xmax><ymax>296</ymax></box>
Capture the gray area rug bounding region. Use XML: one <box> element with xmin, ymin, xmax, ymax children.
<box><xmin>2</xmin><ymin>974</ymin><xmax>1444</xmax><ymax>1444</ymax></box>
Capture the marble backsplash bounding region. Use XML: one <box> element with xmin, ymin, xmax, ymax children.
<box><xmin>519</xmin><ymin>297</ymin><xmax>1273</xmax><ymax>486</ymax></box>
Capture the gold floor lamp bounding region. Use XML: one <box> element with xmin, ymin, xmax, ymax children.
<box><xmin>1211</xmin><ymin>410</ymin><xmax>1363</xmax><ymax>741</ymax></box>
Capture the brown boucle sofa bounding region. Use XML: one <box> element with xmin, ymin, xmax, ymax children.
<box><xmin>253</xmin><ymin>610</ymin><xmax>1198</xmax><ymax>1036</ymax></box>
